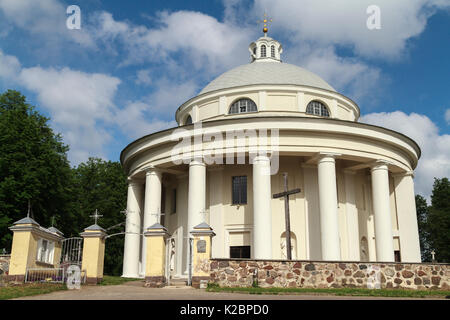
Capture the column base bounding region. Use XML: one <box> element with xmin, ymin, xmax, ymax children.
<box><xmin>144</xmin><ymin>276</ymin><xmax>167</xmax><ymax>288</ymax></box>
<box><xmin>191</xmin><ymin>276</ymin><xmax>211</xmax><ymax>289</ymax></box>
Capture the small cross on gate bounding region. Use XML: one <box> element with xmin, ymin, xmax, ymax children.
<box><xmin>431</xmin><ymin>250</ymin><xmax>436</xmax><ymax>262</ymax></box>
<box><xmin>90</xmin><ymin>209</ymin><xmax>103</xmax><ymax>225</ymax></box>
<box><xmin>273</xmin><ymin>173</ymin><xmax>301</xmax><ymax>260</ymax></box>
<box><xmin>199</xmin><ymin>209</ymin><xmax>207</xmax><ymax>222</ymax></box>
<box><xmin>151</xmin><ymin>212</ymin><xmax>165</xmax><ymax>224</ymax></box>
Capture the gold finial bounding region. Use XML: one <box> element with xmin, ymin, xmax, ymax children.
<box><xmin>257</xmin><ymin>12</ymin><xmax>272</xmax><ymax>35</ymax></box>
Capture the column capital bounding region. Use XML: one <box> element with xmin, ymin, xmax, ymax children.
<box><xmin>253</xmin><ymin>154</ymin><xmax>271</xmax><ymax>163</ymax></box>
<box><xmin>317</xmin><ymin>152</ymin><xmax>341</xmax><ymax>164</ymax></box>
<box><xmin>127</xmin><ymin>177</ymin><xmax>143</xmax><ymax>186</ymax></box>
<box><xmin>189</xmin><ymin>158</ymin><xmax>205</xmax><ymax>167</ymax></box>
<box><xmin>370</xmin><ymin>160</ymin><xmax>391</xmax><ymax>172</ymax></box>
<box><xmin>142</xmin><ymin>165</ymin><xmax>162</xmax><ymax>176</ymax></box>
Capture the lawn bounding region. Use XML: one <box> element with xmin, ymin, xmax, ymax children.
<box><xmin>99</xmin><ymin>275</ymin><xmax>142</xmax><ymax>286</ymax></box>
<box><xmin>0</xmin><ymin>283</ymin><xmax>67</xmax><ymax>300</ymax></box>
<box><xmin>206</xmin><ymin>284</ymin><xmax>450</xmax><ymax>299</ymax></box>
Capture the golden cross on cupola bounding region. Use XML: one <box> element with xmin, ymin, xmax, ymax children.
<box><xmin>257</xmin><ymin>12</ymin><xmax>272</xmax><ymax>35</ymax></box>
<box><xmin>90</xmin><ymin>209</ymin><xmax>103</xmax><ymax>225</ymax></box>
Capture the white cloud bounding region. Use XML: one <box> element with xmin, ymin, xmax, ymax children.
<box><xmin>114</xmin><ymin>101</ymin><xmax>176</xmax><ymax>140</ymax></box>
<box><xmin>445</xmin><ymin>109</ymin><xmax>450</xmax><ymax>125</ymax></box>
<box><xmin>254</xmin><ymin>0</ymin><xmax>450</xmax><ymax>59</ymax></box>
<box><xmin>90</xmin><ymin>10</ymin><xmax>254</xmax><ymax>74</ymax></box>
<box><xmin>18</xmin><ymin>66</ymin><xmax>121</xmax><ymax>164</ymax></box>
<box><xmin>284</xmin><ymin>44</ymin><xmax>382</xmax><ymax>102</ymax></box>
<box><xmin>0</xmin><ymin>0</ymin><xmax>95</xmax><ymax>47</ymax></box>
<box><xmin>0</xmin><ymin>50</ymin><xmax>21</xmax><ymax>79</ymax></box>
<box><xmin>360</xmin><ymin>111</ymin><xmax>450</xmax><ymax>201</ymax></box>
<box><xmin>0</xmin><ymin>48</ymin><xmax>177</xmax><ymax>165</ymax></box>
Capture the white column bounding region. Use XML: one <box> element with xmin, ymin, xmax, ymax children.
<box><xmin>186</xmin><ymin>159</ymin><xmax>206</xmax><ymax>273</ymax></box>
<box><xmin>344</xmin><ymin>170</ymin><xmax>360</xmax><ymax>261</ymax></box>
<box><xmin>140</xmin><ymin>167</ymin><xmax>162</xmax><ymax>276</ymax></box>
<box><xmin>371</xmin><ymin>162</ymin><xmax>395</xmax><ymax>262</ymax></box>
<box><xmin>393</xmin><ymin>172</ymin><xmax>421</xmax><ymax>262</ymax></box>
<box><xmin>122</xmin><ymin>179</ymin><xmax>143</xmax><ymax>278</ymax></box>
<box><xmin>317</xmin><ymin>154</ymin><xmax>341</xmax><ymax>260</ymax></box>
<box><xmin>252</xmin><ymin>155</ymin><xmax>272</xmax><ymax>259</ymax></box>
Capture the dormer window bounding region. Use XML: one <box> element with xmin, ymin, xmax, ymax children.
<box><xmin>261</xmin><ymin>45</ymin><xmax>266</xmax><ymax>58</ymax></box>
<box><xmin>306</xmin><ymin>101</ymin><xmax>330</xmax><ymax>117</ymax></box>
<box><xmin>185</xmin><ymin>115</ymin><xmax>192</xmax><ymax>125</ymax></box>
<box><xmin>271</xmin><ymin>45</ymin><xmax>275</xmax><ymax>58</ymax></box>
<box><xmin>229</xmin><ymin>99</ymin><xmax>257</xmax><ymax>114</ymax></box>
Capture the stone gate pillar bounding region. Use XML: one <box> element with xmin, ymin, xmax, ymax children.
<box><xmin>80</xmin><ymin>224</ymin><xmax>107</xmax><ymax>284</ymax></box>
<box><xmin>190</xmin><ymin>222</ymin><xmax>215</xmax><ymax>289</ymax></box>
<box><xmin>144</xmin><ymin>223</ymin><xmax>170</xmax><ymax>287</ymax></box>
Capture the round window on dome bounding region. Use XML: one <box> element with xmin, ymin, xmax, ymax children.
<box><xmin>306</xmin><ymin>101</ymin><xmax>330</xmax><ymax>117</ymax></box>
<box><xmin>229</xmin><ymin>99</ymin><xmax>258</xmax><ymax>114</ymax></box>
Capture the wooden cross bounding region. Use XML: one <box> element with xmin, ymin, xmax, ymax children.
<box><xmin>273</xmin><ymin>173</ymin><xmax>301</xmax><ymax>260</ymax></box>
<box><xmin>90</xmin><ymin>209</ymin><xmax>103</xmax><ymax>225</ymax></box>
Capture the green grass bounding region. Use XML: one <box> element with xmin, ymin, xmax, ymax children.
<box><xmin>206</xmin><ymin>283</ymin><xmax>450</xmax><ymax>298</ymax></box>
<box><xmin>0</xmin><ymin>283</ymin><xmax>67</xmax><ymax>300</ymax></box>
<box><xmin>99</xmin><ymin>275</ymin><xmax>142</xmax><ymax>286</ymax></box>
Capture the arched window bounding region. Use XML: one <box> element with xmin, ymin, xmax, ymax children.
<box><xmin>261</xmin><ymin>45</ymin><xmax>266</xmax><ymax>57</ymax></box>
<box><xmin>184</xmin><ymin>115</ymin><xmax>192</xmax><ymax>125</ymax></box>
<box><xmin>229</xmin><ymin>98</ymin><xmax>257</xmax><ymax>114</ymax></box>
<box><xmin>306</xmin><ymin>100</ymin><xmax>330</xmax><ymax>117</ymax></box>
<box><xmin>271</xmin><ymin>45</ymin><xmax>275</xmax><ymax>58</ymax></box>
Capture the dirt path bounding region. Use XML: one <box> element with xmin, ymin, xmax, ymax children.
<box><xmin>12</xmin><ymin>280</ymin><xmax>443</xmax><ymax>300</ymax></box>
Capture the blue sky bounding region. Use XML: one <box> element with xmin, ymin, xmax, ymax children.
<box><xmin>0</xmin><ymin>0</ymin><xmax>449</xmax><ymax>200</ymax></box>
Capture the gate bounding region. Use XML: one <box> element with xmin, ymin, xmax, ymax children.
<box><xmin>60</xmin><ymin>237</ymin><xmax>83</xmax><ymax>267</ymax></box>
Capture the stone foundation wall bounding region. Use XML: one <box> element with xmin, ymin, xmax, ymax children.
<box><xmin>0</xmin><ymin>255</ymin><xmax>10</xmax><ymax>276</ymax></box>
<box><xmin>209</xmin><ymin>259</ymin><xmax>450</xmax><ymax>290</ymax></box>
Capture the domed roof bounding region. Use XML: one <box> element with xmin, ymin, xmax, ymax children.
<box><xmin>199</xmin><ymin>61</ymin><xmax>336</xmax><ymax>95</ymax></box>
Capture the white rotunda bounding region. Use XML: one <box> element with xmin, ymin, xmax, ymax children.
<box><xmin>121</xmin><ymin>31</ymin><xmax>421</xmax><ymax>279</ymax></box>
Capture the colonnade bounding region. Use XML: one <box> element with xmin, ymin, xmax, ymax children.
<box><xmin>122</xmin><ymin>155</ymin><xmax>419</xmax><ymax>277</ymax></box>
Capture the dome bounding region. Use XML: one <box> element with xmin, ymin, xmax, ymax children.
<box><xmin>199</xmin><ymin>61</ymin><xmax>336</xmax><ymax>95</ymax></box>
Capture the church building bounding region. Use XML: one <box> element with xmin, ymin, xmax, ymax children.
<box><xmin>121</xmin><ymin>29</ymin><xmax>422</xmax><ymax>279</ymax></box>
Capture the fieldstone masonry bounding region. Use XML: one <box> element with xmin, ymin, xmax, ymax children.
<box><xmin>209</xmin><ymin>259</ymin><xmax>450</xmax><ymax>290</ymax></box>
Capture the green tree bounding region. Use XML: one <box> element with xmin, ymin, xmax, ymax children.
<box><xmin>72</xmin><ymin>158</ymin><xmax>127</xmax><ymax>275</ymax></box>
<box><xmin>0</xmin><ymin>90</ymin><xmax>76</xmax><ymax>251</ymax></box>
<box><xmin>427</xmin><ymin>177</ymin><xmax>450</xmax><ymax>263</ymax></box>
<box><xmin>415</xmin><ymin>194</ymin><xmax>431</xmax><ymax>261</ymax></box>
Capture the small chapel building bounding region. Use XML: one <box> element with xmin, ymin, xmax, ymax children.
<box><xmin>121</xmin><ymin>31</ymin><xmax>422</xmax><ymax>279</ymax></box>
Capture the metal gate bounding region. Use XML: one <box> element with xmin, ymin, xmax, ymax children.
<box><xmin>60</xmin><ymin>237</ymin><xmax>83</xmax><ymax>267</ymax></box>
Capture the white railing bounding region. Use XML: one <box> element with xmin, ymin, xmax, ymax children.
<box><xmin>25</xmin><ymin>267</ymin><xmax>86</xmax><ymax>284</ymax></box>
